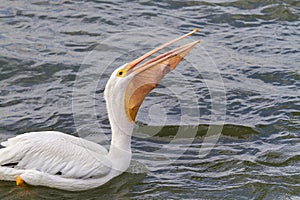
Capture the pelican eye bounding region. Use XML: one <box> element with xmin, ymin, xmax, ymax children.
<box><xmin>117</xmin><ymin>69</ymin><xmax>126</xmax><ymax>77</ymax></box>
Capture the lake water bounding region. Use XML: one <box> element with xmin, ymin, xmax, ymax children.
<box><xmin>0</xmin><ymin>0</ymin><xmax>299</xmax><ymax>199</ymax></box>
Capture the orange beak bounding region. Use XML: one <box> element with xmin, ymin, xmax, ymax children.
<box><xmin>124</xmin><ymin>29</ymin><xmax>200</xmax><ymax>122</ymax></box>
<box><xmin>124</xmin><ymin>28</ymin><xmax>200</xmax><ymax>74</ymax></box>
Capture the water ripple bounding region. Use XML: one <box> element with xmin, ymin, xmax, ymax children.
<box><xmin>0</xmin><ymin>0</ymin><xmax>299</xmax><ymax>199</ymax></box>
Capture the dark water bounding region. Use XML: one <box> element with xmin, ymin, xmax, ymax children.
<box><xmin>0</xmin><ymin>0</ymin><xmax>299</xmax><ymax>199</ymax></box>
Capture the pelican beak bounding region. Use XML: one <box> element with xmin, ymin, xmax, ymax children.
<box><xmin>124</xmin><ymin>29</ymin><xmax>200</xmax><ymax>122</ymax></box>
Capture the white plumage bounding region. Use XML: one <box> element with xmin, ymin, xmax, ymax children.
<box><xmin>1</xmin><ymin>131</ymin><xmax>110</xmax><ymax>179</ymax></box>
<box><xmin>0</xmin><ymin>29</ymin><xmax>199</xmax><ymax>191</ymax></box>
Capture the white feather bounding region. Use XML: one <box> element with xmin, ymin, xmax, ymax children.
<box><xmin>0</xmin><ymin>131</ymin><xmax>111</xmax><ymax>179</ymax></box>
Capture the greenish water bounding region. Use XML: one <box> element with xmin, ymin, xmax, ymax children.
<box><xmin>0</xmin><ymin>0</ymin><xmax>299</xmax><ymax>199</ymax></box>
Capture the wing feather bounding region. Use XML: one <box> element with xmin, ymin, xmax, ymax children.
<box><xmin>0</xmin><ymin>131</ymin><xmax>111</xmax><ymax>179</ymax></box>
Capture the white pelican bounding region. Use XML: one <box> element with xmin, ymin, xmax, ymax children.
<box><xmin>0</xmin><ymin>29</ymin><xmax>199</xmax><ymax>191</ymax></box>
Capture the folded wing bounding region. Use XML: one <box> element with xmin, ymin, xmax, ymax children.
<box><xmin>0</xmin><ymin>131</ymin><xmax>111</xmax><ymax>179</ymax></box>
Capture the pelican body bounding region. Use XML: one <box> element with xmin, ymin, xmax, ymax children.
<box><xmin>0</xmin><ymin>29</ymin><xmax>199</xmax><ymax>191</ymax></box>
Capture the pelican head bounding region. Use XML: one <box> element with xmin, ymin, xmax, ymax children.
<box><xmin>104</xmin><ymin>29</ymin><xmax>200</xmax><ymax>134</ymax></box>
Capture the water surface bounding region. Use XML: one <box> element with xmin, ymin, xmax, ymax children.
<box><xmin>0</xmin><ymin>0</ymin><xmax>299</xmax><ymax>199</ymax></box>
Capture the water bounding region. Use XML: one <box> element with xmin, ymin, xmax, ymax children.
<box><xmin>0</xmin><ymin>0</ymin><xmax>299</xmax><ymax>199</ymax></box>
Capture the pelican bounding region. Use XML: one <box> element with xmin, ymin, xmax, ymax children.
<box><xmin>0</xmin><ymin>29</ymin><xmax>200</xmax><ymax>191</ymax></box>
